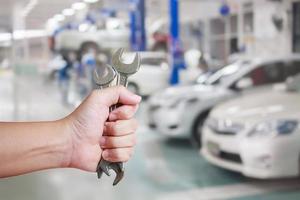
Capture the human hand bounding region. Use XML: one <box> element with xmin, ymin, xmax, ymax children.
<box><xmin>62</xmin><ymin>86</ymin><xmax>141</xmax><ymax>172</ymax></box>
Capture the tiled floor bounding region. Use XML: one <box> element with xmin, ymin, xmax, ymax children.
<box><xmin>0</xmin><ymin>70</ymin><xmax>300</xmax><ymax>200</ymax></box>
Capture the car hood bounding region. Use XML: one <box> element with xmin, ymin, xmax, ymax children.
<box><xmin>149</xmin><ymin>84</ymin><xmax>231</xmax><ymax>105</ymax></box>
<box><xmin>211</xmin><ymin>87</ymin><xmax>300</xmax><ymax>122</ymax></box>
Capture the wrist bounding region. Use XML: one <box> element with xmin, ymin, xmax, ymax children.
<box><xmin>53</xmin><ymin>118</ymin><xmax>74</xmax><ymax>168</ymax></box>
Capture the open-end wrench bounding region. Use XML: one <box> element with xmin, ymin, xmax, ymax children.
<box><xmin>112</xmin><ymin>48</ymin><xmax>141</xmax><ymax>87</ymax></box>
<box><xmin>93</xmin><ymin>49</ymin><xmax>141</xmax><ymax>186</ymax></box>
<box><xmin>93</xmin><ymin>63</ymin><xmax>124</xmax><ymax>186</ymax></box>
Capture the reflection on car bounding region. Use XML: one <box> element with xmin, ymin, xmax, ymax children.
<box><xmin>202</xmin><ymin>74</ymin><xmax>300</xmax><ymax>179</ymax></box>
<box><xmin>147</xmin><ymin>55</ymin><xmax>300</xmax><ymax>147</ymax></box>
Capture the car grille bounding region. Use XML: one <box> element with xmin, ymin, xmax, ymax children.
<box><xmin>219</xmin><ymin>151</ymin><xmax>242</xmax><ymax>164</ymax></box>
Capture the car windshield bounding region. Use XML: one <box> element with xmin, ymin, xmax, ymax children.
<box><xmin>204</xmin><ymin>60</ymin><xmax>251</xmax><ymax>85</ymax></box>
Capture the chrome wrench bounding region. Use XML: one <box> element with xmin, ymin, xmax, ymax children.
<box><xmin>93</xmin><ymin>62</ymin><xmax>124</xmax><ymax>186</ymax></box>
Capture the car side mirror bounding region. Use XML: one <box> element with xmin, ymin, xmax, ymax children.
<box><xmin>235</xmin><ymin>77</ymin><xmax>253</xmax><ymax>90</ymax></box>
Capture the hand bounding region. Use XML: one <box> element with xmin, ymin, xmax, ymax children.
<box><xmin>63</xmin><ymin>86</ymin><xmax>141</xmax><ymax>172</ymax></box>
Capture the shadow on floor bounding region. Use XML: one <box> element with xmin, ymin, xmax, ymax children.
<box><xmin>163</xmin><ymin>138</ymin><xmax>194</xmax><ymax>149</ymax></box>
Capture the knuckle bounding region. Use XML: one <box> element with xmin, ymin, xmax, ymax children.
<box><xmin>111</xmin><ymin>122</ymin><xmax>120</xmax><ymax>135</ymax></box>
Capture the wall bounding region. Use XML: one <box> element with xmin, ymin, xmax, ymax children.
<box><xmin>251</xmin><ymin>0</ymin><xmax>293</xmax><ymax>57</ymax></box>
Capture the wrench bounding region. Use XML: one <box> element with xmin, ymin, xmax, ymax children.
<box><xmin>112</xmin><ymin>48</ymin><xmax>141</xmax><ymax>87</ymax></box>
<box><xmin>93</xmin><ymin>49</ymin><xmax>141</xmax><ymax>186</ymax></box>
<box><xmin>93</xmin><ymin>63</ymin><xmax>124</xmax><ymax>186</ymax></box>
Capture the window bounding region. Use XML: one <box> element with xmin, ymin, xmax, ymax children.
<box><xmin>247</xmin><ymin>62</ymin><xmax>285</xmax><ymax>86</ymax></box>
<box><xmin>284</xmin><ymin>60</ymin><xmax>300</xmax><ymax>78</ymax></box>
<box><xmin>293</xmin><ymin>2</ymin><xmax>300</xmax><ymax>53</ymax></box>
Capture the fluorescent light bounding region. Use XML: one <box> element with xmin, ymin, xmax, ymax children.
<box><xmin>62</xmin><ymin>8</ymin><xmax>75</xmax><ymax>16</ymax></box>
<box><xmin>22</xmin><ymin>0</ymin><xmax>38</xmax><ymax>17</ymax></box>
<box><xmin>0</xmin><ymin>30</ymin><xmax>47</xmax><ymax>42</ymax></box>
<box><xmin>0</xmin><ymin>33</ymin><xmax>12</xmax><ymax>42</ymax></box>
<box><xmin>72</xmin><ymin>2</ymin><xmax>87</xmax><ymax>10</ymax></box>
<box><xmin>84</xmin><ymin>0</ymin><xmax>99</xmax><ymax>3</ymax></box>
<box><xmin>54</xmin><ymin>14</ymin><xmax>65</xmax><ymax>21</ymax></box>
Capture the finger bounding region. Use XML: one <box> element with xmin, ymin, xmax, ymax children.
<box><xmin>100</xmin><ymin>134</ymin><xmax>136</xmax><ymax>149</ymax></box>
<box><xmin>102</xmin><ymin>147</ymin><xmax>134</xmax><ymax>162</ymax></box>
<box><xmin>108</xmin><ymin>105</ymin><xmax>139</xmax><ymax>121</ymax></box>
<box><xmin>104</xmin><ymin>119</ymin><xmax>138</xmax><ymax>136</ymax></box>
<box><xmin>94</xmin><ymin>86</ymin><xmax>141</xmax><ymax>107</ymax></box>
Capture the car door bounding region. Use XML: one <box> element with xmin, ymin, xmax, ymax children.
<box><xmin>250</xmin><ymin>61</ymin><xmax>285</xmax><ymax>85</ymax></box>
<box><xmin>283</xmin><ymin>60</ymin><xmax>300</xmax><ymax>79</ymax></box>
<box><xmin>231</xmin><ymin>61</ymin><xmax>285</xmax><ymax>91</ymax></box>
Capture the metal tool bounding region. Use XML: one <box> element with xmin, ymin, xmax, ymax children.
<box><xmin>93</xmin><ymin>63</ymin><xmax>116</xmax><ymax>89</ymax></box>
<box><xmin>93</xmin><ymin>63</ymin><xmax>124</xmax><ymax>185</ymax></box>
<box><xmin>112</xmin><ymin>48</ymin><xmax>141</xmax><ymax>87</ymax></box>
<box><xmin>93</xmin><ymin>48</ymin><xmax>141</xmax><ymax>186</ymax></box>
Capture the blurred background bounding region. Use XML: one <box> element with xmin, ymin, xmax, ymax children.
<box><xmin>1</xmin><ymin>0</ymin><xmax>300</xmax><ymax>199</ymax></box>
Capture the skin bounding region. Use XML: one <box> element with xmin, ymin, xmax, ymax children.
<box><xmin>0</xmin><ymin>86</ymin><xmax>141</xmax><ymax>178</ymax></box>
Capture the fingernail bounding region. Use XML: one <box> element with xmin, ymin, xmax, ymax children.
<box><xmin>134</xmin><ymin>95</ymin><xmax>142</xmax><ymax>102</ymax></box>
<box><xmin>100</xmin><ymin>137</ymin><xmax>106</xmax><ymax>146</ymax></box>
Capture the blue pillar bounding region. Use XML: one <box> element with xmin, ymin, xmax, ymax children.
<box><xmin>129</xmin><ymin>0</ymin><xmax>146</xmax><ymax>51</ymax></box>
<box><xmin>130</xmin><ymin>6</ymin><xmax>137</xmax><ymax>50</ymax></box>
<box><xmin>169</xmin><ymin>0</ymin><xmax>185</xmax><ymax>85</ymax></box>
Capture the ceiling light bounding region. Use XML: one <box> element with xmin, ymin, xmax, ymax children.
<box><xmin>72</xmin><ymin>2</ymin><xmax>87</xmax><ymax>10</ymax></box>
<box><xmin>54</xmin><ymin>14</ymin><xmax>65</xmax><ymax>22</ymax></box>
<box><xmin>62</xmin><ymin>8</ymin><xmax>75</xmax><ymax>16</ymax></box>
<box><xmin>84</xmin><ymin>0</ymin><xmax>99</xmax><ymax>3</ymax></box>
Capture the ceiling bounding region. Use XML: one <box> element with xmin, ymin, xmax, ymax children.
<box><xmin>0</xmin><ymin>0</ymin><xmax>226</xmax><ymax>32</ymax></box>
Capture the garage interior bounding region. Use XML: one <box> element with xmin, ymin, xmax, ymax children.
<box><xmin>1</xmin><ymin>0</ymin><xmax>300</xmax><ymax>200</ymax></box>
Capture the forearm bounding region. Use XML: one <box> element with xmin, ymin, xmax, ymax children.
<box><xmin>0</xmin><ymin>120</ymin><xmax>70</xmax><ymax>177</ymax></box>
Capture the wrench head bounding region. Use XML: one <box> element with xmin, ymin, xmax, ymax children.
<box><xmin>93</xmin><ymin>64</ymin><xmax>116</xmax><ymax>87</ymax></box>
<box><xmin>98</xmin><ymin>160</ymin><xmax>124</xmax><ymax>186</ymax></box>
<box><xmin>112</xmin><ymin>48</ymin><xmax>141</xmax><ymax>75</ymax></box>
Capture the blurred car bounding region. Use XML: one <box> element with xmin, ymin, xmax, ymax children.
<box><xmin>126</xmin><ymin>52</ymin><xmax>202</xmax><ymax>96</ymax></box>
<box><xmin>147</xmin><ymin>55</ymin><xmax>300</xmax><ymax>147</ymax></box>
<box><xmin>54</xmin><ymin>19</ymin><xmax>130</xmax><ymax>56</ymax></box>
<box><xmin>201</xmin><ymin>75</ymin><xmax>300</xmax><ymax>179</ymax></box>
<box><xmin>127</xmin><ymin>52</ymin><xmax>168</xmax><ymax>95</ymax></box>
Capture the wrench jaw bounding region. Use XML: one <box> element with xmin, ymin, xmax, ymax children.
<box><xmin>112</xmin><ymin>48</ymin><xmax>141</xmax><ymax>75</ymax></box>
<box><xmin>93</xmin><ymin>64</ymin><xmax>117</xmax><ymax>87</ymax></box>
<box><xmin>112</xmin><ymin>166</ymin><xmax>124</xmax><ymax>186</ymax></box>
<box><xmin>97</xmin><ymin>160</ymin><xmax>124</xmax><ymax>186</ymax></box>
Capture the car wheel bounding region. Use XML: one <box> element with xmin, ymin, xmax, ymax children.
<box><xmin>191</xmin><ymin>110</ymin><xmax>210</xmax><ymax>149</ymax></box>
<box><xmin>79</xmin><ymin>42</ymin><xmax>100</xmax><ymax>58</ymax></box>
<box><xmin>127</xmin><ymin>82</ymin><xmax>140</xmax><ymax>95</ymax></box>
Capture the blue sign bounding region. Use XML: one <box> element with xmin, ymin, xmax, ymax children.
<box><xmin>220</xmin><ymin>3</ymin><xmax>230</xmax><ymax>16</ymax></box>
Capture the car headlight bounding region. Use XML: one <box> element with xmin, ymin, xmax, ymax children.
<box><xmin>248</xmin><ymin>120</ymin><xmax>298</xmax><ymax>137</ymax></box>
<box><xmin>168</xmin><ymin>97</ymin><xmax>199</xmax><ymax>108</ymax></box>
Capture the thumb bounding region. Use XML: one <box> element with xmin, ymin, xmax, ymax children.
<box><xmin>97</xmin><ymin>86</ymin><xmax>141</xmax><ymax>107</ymax></box>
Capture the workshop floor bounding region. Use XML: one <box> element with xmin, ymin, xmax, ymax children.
<box><xmin>1</xmin><ymin>70</ymin><xmax>300</xmax><ymax>200</ymax></box>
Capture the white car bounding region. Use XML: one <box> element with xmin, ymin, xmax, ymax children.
<box><xmin>55</xmin><ymin>20</ymin><xmax>130</xmax><ymax>56</ymax></box>
<box><xmin>127</xmin><ymin>52</ymin><xmax>169</xmax><ymax>96</ymax></box>
<box><xmin>126</xmin><ymin>52</ymin><xmax>202</xmax><ymax>96</ymax></box>
<box><xmin>201</xmin><ymin>75</ymin><xmax>300</xmax><ymax>179</ymax></box>
<box><xmin>147</xmin><ymin>55</ymin><xmax>300</xmax><ymax>147</ymax></box>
